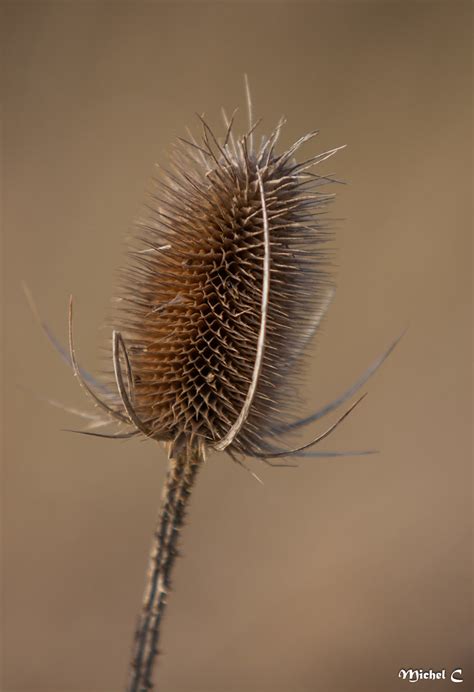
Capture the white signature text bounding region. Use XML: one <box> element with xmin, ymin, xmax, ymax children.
<box><xmin>398</xmin><ymin>668</ymin><xmax>463</xmax><ymax>683</ymax></box>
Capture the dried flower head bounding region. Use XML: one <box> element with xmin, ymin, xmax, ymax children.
<box><xmin>115</xmin><ymin>119</ymin><xmax>341</xmax><ymax>448</ymax></box>
<box><xmin>68</xmin><ymin>93</ymin><xmax>386</xmax><ymax>464</ymax></box>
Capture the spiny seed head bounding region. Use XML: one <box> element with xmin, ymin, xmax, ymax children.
<box><xmin>105</xmin><ymin>108</ymin><xmax>342</xmax><ymax>457</ymax></box>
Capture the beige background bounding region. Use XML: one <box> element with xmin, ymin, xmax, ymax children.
<box><xmin>2</xmin><ymin>2</ymin><xmax>472</xmax><ymax>691</ymax></box>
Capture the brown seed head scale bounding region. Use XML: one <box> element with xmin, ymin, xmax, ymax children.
<box><xmin>28</xmin><ymin>86</ymin><xmax>401</xmax><ymax>691</ymax></box>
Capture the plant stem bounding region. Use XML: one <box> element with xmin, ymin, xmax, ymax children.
<box><xmin>126</xmin><ymin>440</ymin><xmax>204</xmax><ymax>691</ymax></box>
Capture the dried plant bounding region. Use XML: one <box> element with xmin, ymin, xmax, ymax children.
<box><xmin>28</xmin><ymin>81</ymin><xmax>400</xmax><ymax>691</ymax></box>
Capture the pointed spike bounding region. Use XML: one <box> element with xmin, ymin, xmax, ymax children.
<box><xmin>112</xmin><ymin>331</ymin><xmax>152</xmax><ymax>437</ymax></box>
<box><xmin>269</xmin><ymin>331</ymin><xmax>406</xmax><ymax>436</ymax></box>
<box><xmin>222</xmin><ymin>106</ymin><xmax>238</xmax><ymax>151</ymax></box>
<box><xmin>16</xmin><ymin>384</ymin><xmax>111</xmax><ymax>427</ymax></box>
<box><xmin>21</xmin><ymin>281</ymin><xmax>114</xmax><ymax>397</ymax></box>
<box><xmin>252</xmin><ymin>447</ymin><xmax>378</xmax><ymax>459</ymax></box>
<box><xmin>63</xmin><ymin>428</ymin><xmax>141</xmax><ymax>440</ymax></box>
<box><xmin>68</xmin><ymin>296</ymin><xmax>128</xmax><ymax>423</ymax></box>
<box><xmin>244</xmin><ymin>73</ymin><xmax>254</xmax><ymax>153</ymax></box>
<box><xmin>251</xmin><ymin>394</ymin><xmax>368</xmax><ymax>459</ymax></box>
<box><xmin>227</xmin><ymin>448</ymin><xmax>264</xmax><ymax>484</ymax></box>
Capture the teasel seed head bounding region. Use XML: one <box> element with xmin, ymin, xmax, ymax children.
<box><xmin>102</xmin><ymin>106</ymin><xmax>344</xmax><ymax>454</ymax></box>
<box><xmin>65</xmin><ymin>95</ymin><xmax>393</xmax><ymax>462</ymax></box>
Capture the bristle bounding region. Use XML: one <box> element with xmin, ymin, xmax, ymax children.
<box><xmin>105</xmin><ymin>110</ymin><xmax>338</xmax><ymax>456</ymax></box>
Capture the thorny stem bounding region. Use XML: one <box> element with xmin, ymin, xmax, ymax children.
<box><xmin>126</xmin><ymin>441</ymin><xmax>204</xmax><ymax>691</ymax></box>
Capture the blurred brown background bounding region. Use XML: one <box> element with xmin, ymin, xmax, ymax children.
<box><xmin>2</xmin><ymin>2</ymin><xmax>472</xmax><ymax>691</ymax></box>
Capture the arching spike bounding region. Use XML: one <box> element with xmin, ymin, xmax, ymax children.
<box><xmin>251</xmin><ymin>394</ymin><xmax>368</xmax><ymax>459</ymax></box>
<box><xmin>260</xmin><ymin>115</ymin><xmax>287</xmax><ymax>167</ymax></box>
<box><xmin>213</xmin><ymin>167</ymin><xmax>270</xmax><ymax>452</ymax></box>
<box><xmin>222</xmin><ymin>107</ymin><xmax>238</xmax><ymax>151</ymax></box>
<box><xmin>277</xmin><ymin>130</ymin><xmax>320</xmax><ymax>166</ymax></box>
<box><xmin>184</xmin><ymin>126</ymin><xmax>211</xmax><ymax>169</ymax></box>
<box><xmin>221</xmin><ymin>107</ymin><xmax>239</xmax><ymax>158</ymax></box>
<box><xmin>195</xmin><ymin>113</ymin><xmax>222</xmax><ymax>170</ymax></box>
<box><xmin>269</xmin><ymin>332</ymin><xmax>405</xmax><ymax>437</ymax></box>
<box><xmin>118</xmin><ymin>330</ymin><xmax>136</xmax><ymax>403</ymax></box>
<box><xmin>194</xmin><ymin>114</ymin><xmax>233</xmax><ymax>169</ymax></box>
<box><xmin>226</xmin><ymin>448</ymin><xmax>264</xmax><ymax>485</ymax></box>
<box><xmin>68</xmin><ymin>297</ymin><xmax>128</xmax><ymax>423</ymax></box>
<box><xmin>293</xmin><ymin>449</ymin><xmax>378</xmax><ymax>458</ymax></box>
<box><xmin>112</xmin><ymin>331</ymin><xmax>154</xmax><ymax>437</ymax></box>
<box><xmin>17</xmin><ymin>384</ymin><xmax>111</xmax><ymax>428</ymax></box>
<box><xmin>236</xmin><ymin>436</ymin><xmax>376</xmax><ymax>461</ymax></box>
<box><xmin>22</xmin><ymin>281</ymin><xmax>114</xmax><ymax>398</ymax></box>
<box><xmin>248</xmin><ymin>446</ymin><xmax>378</xmax><ymax>459</ymax></box>
<box><xmin>177</xmin><ymin>137</ymin><xmax>212</xmax><ymax>159</ymax></box>
<box><xmin>245</xmin><ymin>117</ymin><xmax>263</xmax><ymax>142</ymax></box>
<box><xmin>261</xmin><ymin>458</ymin><xmax>298</xmax><ymax>468</ymax></box>
<box><xmin>244</xmin><ymin>73</ymin><xmax>254</xmax><ymax>153</ymax></box>
<box><xmin>63</xmin><ymin>428</ymin><xmax>141</xmax><ymax>440</ymax></box>
<box><xmin>292</xmin><ymin>144</ymin><xmax>347</xmax><ymax>174</ymax></box>
<box><xmin>285</xmin><ymin>285</ymin><xmax>335</xmax><ymax>369</ymax></box>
